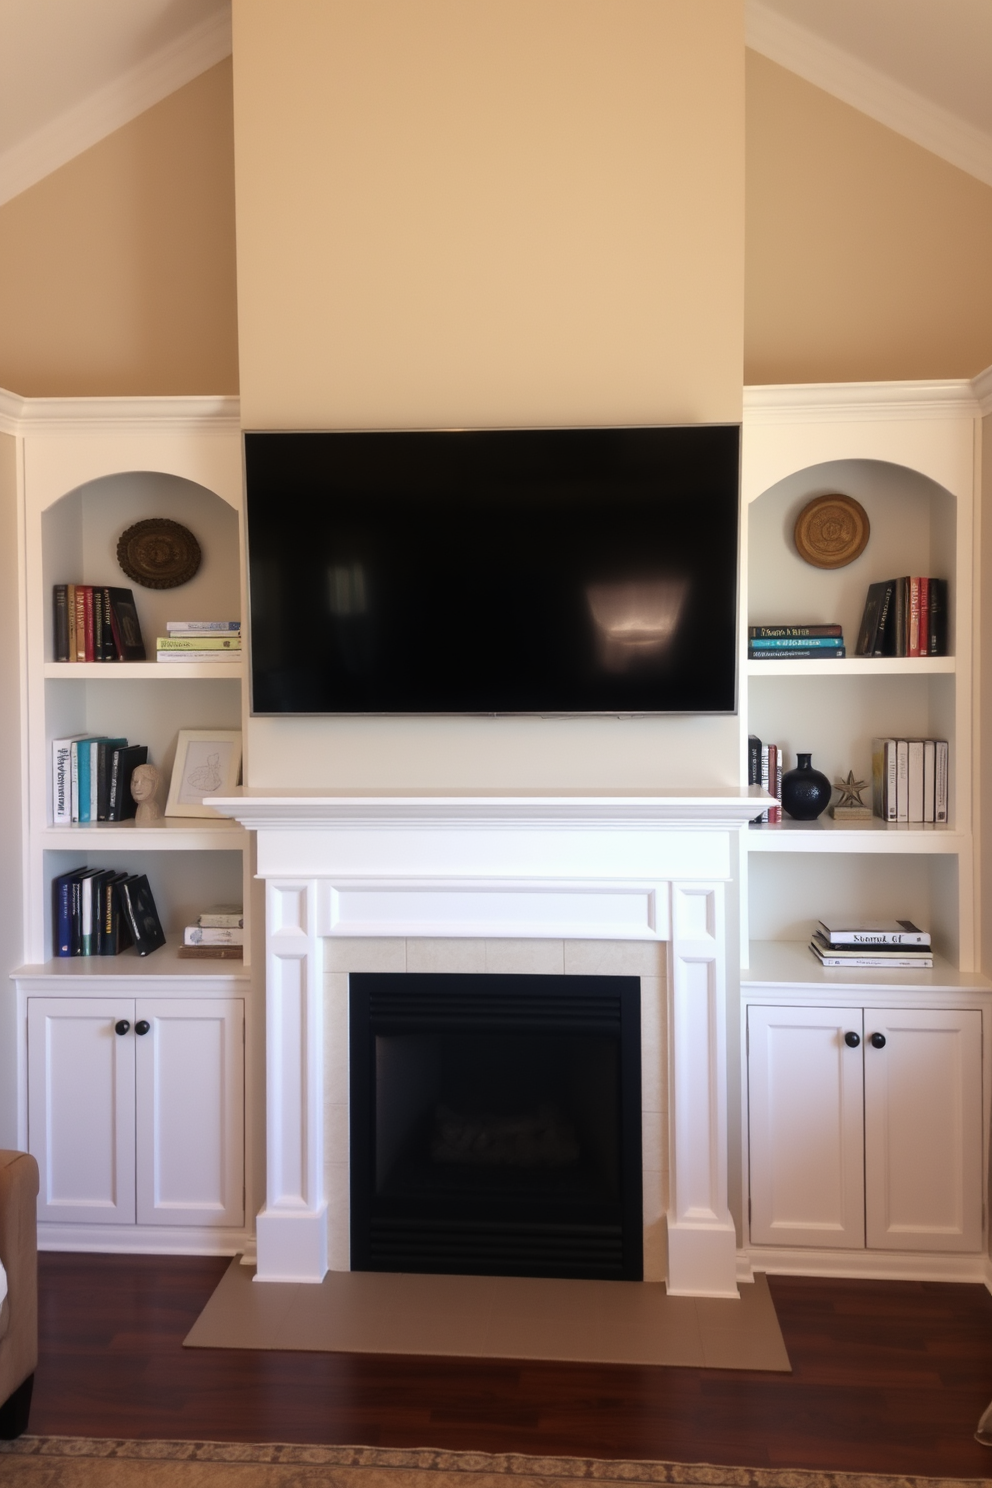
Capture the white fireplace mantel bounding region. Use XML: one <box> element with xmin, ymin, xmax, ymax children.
<box><xmin>213</xmin><ymin>788</ymin><xmax>766</xmax><ymax>1299</ymax></box>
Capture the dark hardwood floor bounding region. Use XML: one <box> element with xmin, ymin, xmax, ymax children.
<box><xmin>29</xmin><ymin>1253</ymin><xmax>992</xmax><ymax>1477</ymax></box>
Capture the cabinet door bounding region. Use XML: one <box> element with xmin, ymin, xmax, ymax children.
<box><xmin>864</xmin><ymin>1007</ymin><xmax>983</xmax><ymax>1253</ymax></box>
<box><xmin>135</xmin><ymin>998</ymin><xmax>245</xmax><ymax>1228</ymax></box>
<box><xmin>28</xmin><ymin>997</ymin><xmax>136</xmax><ymax>1224</ymax></box>
<box><xmin>748</xmin><ymin>1005</ymin><xmax>865</xmax><ymax>1248</ymax></box>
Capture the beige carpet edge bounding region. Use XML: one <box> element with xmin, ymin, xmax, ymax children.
<box><xmin>0</xmin><ymin>1437</ymin><xmax>988</xmax><ymax>1488</ymax></box>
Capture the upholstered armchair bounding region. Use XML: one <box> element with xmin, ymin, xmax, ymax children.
<box><xmin>0</xmin><ymin>1150</ymin><xmax>39</xmax><ymax>1439</ymax></box>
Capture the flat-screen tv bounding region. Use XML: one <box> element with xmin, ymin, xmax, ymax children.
<box><xmin>244</xmin><ymin>425</ymin><xmax>740</xmax><ymax>715</ymax></box>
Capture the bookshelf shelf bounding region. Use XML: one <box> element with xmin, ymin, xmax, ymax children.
<box><xmin>746</xmin><ymin>655</ymin><xmax>955</xmax><ymax>678</ymax></box>
<box><xmin>41</xmin><ymin>818</ymin><xmax>246</xmax><ymax>851</ymax></box>
<box><xmin>44</xmin><ymin>661</ymin><xmax>245</xmax><ymax>680</ymax></box>
<box><xmin>743</xmin><ymin>939</ymin><xmax>991</xmax><ymax>994</ymax></box>
<box><xmin>746</xmin><ymin>819</ymin><xmax>964</xmax><ymax>853</ymax></box>
<box><xmin>13</xmin><ymin>937</ymin><xmax>250</xmax><ymax>984</ymax></box>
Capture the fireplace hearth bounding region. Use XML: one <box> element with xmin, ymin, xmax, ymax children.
<box><xmin>350</xmin><ymin>973</ymin><xmax>643</xmax><ymax>1279</ymax></box>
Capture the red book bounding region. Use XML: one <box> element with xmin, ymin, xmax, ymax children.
<box><xmin>73</xmin><ymin>586</ymin><xmax>87</xmax><ymax>662</ymax></box>
<box><xmin>918</xmin><ymin>577</ymin><xmax>929</xmax><ymax>653</ymax></box>
<box><xmin>908</xmin><ymin>577</ymin><xmax>921</xmax><ymax>657</ymax></box>
<box><xmin>83</xmin><ymin>586</ymin><xmax>95</xmax><ymax>662</ymax></box>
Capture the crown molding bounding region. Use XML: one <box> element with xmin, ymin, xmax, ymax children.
<box><xmin>0</xmin><ymin>389</ymin><xmax>240</xmax><ymax>434</ymax></box>
<box><xmin>745</xmin><ymin>0</ymin><xmax>992</xmax><ymax>189</ymax></box>
<box><xmin>744</xmin><ymin>380</ymin><xmax>980</xmax><ymax>424</ymax></box>
<box><xmin>0</xmin><ymin>8</ymin><xmax>232</xmax><ymax>209</ymax></box>
<box><xmin>972</xmin><ymin>364</ymin><xmax>992</xmax><ymax>417</ymax></box>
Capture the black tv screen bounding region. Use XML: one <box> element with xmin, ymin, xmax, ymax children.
<box><xmin>244</xmin><ymin>425</ymin><xmax>740</xmax><ymax>715</ymax></box>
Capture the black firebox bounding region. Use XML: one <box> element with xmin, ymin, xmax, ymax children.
<box><xmin>349</xmin><ymin>973</ymin><xmax>643</xmax><ymax>1280</ymax></box>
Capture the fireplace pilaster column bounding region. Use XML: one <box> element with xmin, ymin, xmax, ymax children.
<box><xmin>665</xmin><ymin>881</ymin><xmax>738</xmax><ymax>1298</ymax></box>
<box><xmin>255</xmin><ymin>878</ymin><xmax>327</xmax><ymax>1283</ymax></box>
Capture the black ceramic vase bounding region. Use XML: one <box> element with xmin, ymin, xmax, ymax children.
<box><xmin>781</xmin><ymin>753</ymin><xmax>832</xmax><ymax>821</ymax></box>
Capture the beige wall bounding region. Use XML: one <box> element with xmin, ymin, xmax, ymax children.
<box><xmin>0</xmin><ymin>433</ymin><xmax>22</xmax><ymax>1147</ymax></box>
<box><xmin>233</xmin><ymin>0</ymin><xmax>744</xmax><ymax>432</ymax></box>
<box><xmin>0</xmin><ymin>61</ymin><xmax>239</xmax><ymax>398</ymax></box>
<box><xmin>745</xmin><ymin>51</ymin><xmax>992</xmax><ymax>385</ymax></box>
<box><xmin>233</xmin><ymin>0</ymin><xmax>746</xmax><ymax>790</ymax></box>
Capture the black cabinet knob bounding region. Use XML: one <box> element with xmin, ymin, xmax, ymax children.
<box><xmin>844</xmin><ymin>1031</ymin><xmax>861</xmax><ymax>1048</ymax></box>
<box><xmin>114</xmin><ymin>1020</ymin><xmax>130</xmax><ymax>1036</ymax></box>
<box><xmin>135</xmin><ymin>1020</ymin><xmax>151</xmax><ymax>1036</ymax></box>
<box><xmin>870</xmin><ymin>1032</ymin><xmax>887</xmax><ymax>1049</ymax></box>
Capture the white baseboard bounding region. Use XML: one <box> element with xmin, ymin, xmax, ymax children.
<box><xmin>748</xmin><ymin>1244</ymin><xmax>991</xmax><ymax>1285</ymax></box>
<box><xmin>37</xmin><ymin>1222</ymin><xmax>252</xmax><ymax>1256</ymax></box>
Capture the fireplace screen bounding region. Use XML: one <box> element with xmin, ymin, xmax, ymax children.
<box><xmin>350</xmin><ymin>973</ymin><xmax>643</xmax><ymax>1279</ymax></box>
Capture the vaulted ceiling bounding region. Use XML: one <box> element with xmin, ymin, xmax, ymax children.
<box><xmin>0</xmin><ymin>0</ymin><xmax>989</xmax><ymax>210</ymax></box>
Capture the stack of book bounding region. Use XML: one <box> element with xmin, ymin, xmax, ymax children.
<box><xmin>748</xmin><ymin>625</ymin><xmax>845</xmax><ymax>660</ymax></box>
<box><xmin>157</xmin><ymin>620</ymin><xmax>241</xmax><ymax>663</ymax></box>
<box><xmin>53</xmin><ymin>867</ymin><xmax>165</xmax><ymax>958</ymax></box>
<box><xmin>747</xmin><ymin>734</ymin><xmax>782</xmax><ymax>823</ymax></box>
<box><xmin>52</xmin><ymin>585</ymin><xmax>145</xmax><ymax>661</ymax></box>
<box><xmin>178</xmin><ymin>904</ymin><xmax>244</xmax><ymax>960</ymax></box>
<box><xmin>52</xmin><ymin>736</ymin><xmax>149</xmax><ymax>823</ymax></box>
<box><xmin>810</xmin><ymin>919</ymin><xmax>933</xmax><ymax>969</ymax></box>
<box><xmin>871</xmin><ymin>737</ymin><xmax>948</xmax><ymax>823</ymax></box>
<box><xmin>855</xmin><ymin>577</ymin><xmax>948</xmax><ymax>656</ymax></box>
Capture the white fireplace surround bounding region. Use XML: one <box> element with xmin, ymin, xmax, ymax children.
<box><xmin>214</xmin><ymin>789</ymin><xmax>765</xmax><ymax>1299</ymax></box>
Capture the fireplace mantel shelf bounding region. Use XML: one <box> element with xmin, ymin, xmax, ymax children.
<box><xmin>213</xmin><ymin>786</ymin><xmax>768</xmax><ymax>831</ymax></box>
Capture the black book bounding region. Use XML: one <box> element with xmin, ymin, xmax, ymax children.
<box><xmin>118</xmin><ymin>874</ymin><xmax>166</xmax><ymax>956</ymax></box>
<box><xmin>873</xmin><ymin>581</ymin><xmax>895</xmax><ymax>655</ymax></box>
<box><xmin>749</xmin><ymin>625</ymin><xmax>843</xmax><ymax>639</ymax></box>
<box><xmin>889</xmin><ymin>576</ymin><xmax>909</xmax><ymax>657</ymax></box>
<box><xmin>53</xmin><ymin>585</ymin><xmax>70</xmax><ymax>661</ymax></box>
<box><xmin>928</xmin><ymin>577</ymin><xmax>948</xmax><ymax>656</ymax></box>
<box><xmin>855</xmin><ymin>582</ymin><xmax>888</xmax><ymax>656</ymax></box>
<box><xmin>99</xmin><ymin>872</ymin><xmax>133</xmax><ymax>955</ymax></box>
<box><xmin>69</xmin><ymin>867</ymin><xmax>101</xmax><ymax>956</ymax></box>
<box><xmin>748</xmin><ymin>733</ymin><xmax>763</xmax><ymax>823</ymax></box>
<box><xmin>105</xmin><ymin>587</ymin><xmax>146</xmax><ymax>661</ymax></box>
<box><xmin>107</xmin><ymin>744</ymin><xmax>148</xmax><ymax>821</ymax></box>
<box><xmin>96</xmin><ymin>737</ymin><xmax>128</xmax><ymax>821</ymax></box>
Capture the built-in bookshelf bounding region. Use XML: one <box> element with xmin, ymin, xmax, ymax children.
<box><xmin>739</xmin><ymin>383</ymin><xmax>981</xmax><ymax>977</ymax></box>
<box><xmin>5</xmin><ymin>394</ymin><xmax>256</xmax><ymax>1257</ymax></box>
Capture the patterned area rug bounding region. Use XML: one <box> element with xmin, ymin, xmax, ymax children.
<box><xmin>0</xmin><ymin>1439</ymin><xmax>988</xmax><ymax>1488</ymax></box>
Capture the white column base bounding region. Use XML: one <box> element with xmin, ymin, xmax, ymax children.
<box><xmin>254</xmin><ymin>1204</ymin><xmax>328</xmax><ymax>1283</ymax></box>
<box><xmin>665</xmin><ymin>1218</ymin><xmax>739</xmax><ymax>1297</ymax></box>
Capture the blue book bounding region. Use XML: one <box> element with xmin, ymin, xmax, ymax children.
<box><xmin>749</xmin><ymin>637</ymin><xmax>845</xmax><ymax>649</ymax></box>
<box><xmin>53</xmin><ymin>866</ymin><xmax>88</xmax><ymax>957</ymax></box>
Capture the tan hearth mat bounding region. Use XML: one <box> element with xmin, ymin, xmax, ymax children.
<box><xmin>184</xmin><ymin>1260</ymin><xmax>790</xmax><ymax>1371</ymax></box>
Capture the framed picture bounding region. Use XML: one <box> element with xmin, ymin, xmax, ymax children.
<box><xmin>165</xmin><ymin>730</ymin><xmax>242</xmax><ymax>818</ymax></box>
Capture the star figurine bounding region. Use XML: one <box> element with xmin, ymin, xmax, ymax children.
<box><xmin>834</xmin><ymin>771</ymin><xmax>868</xmax><ymax>810</ymax></box>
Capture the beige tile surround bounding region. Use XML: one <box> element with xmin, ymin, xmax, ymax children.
<box><xmin>323</xmin><ymin>938</ymin><xmax>669</xmax><ymax>1280</ymax></box>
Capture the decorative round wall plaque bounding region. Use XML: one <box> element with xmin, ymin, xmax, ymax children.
<box><xmin>793</xmin><ymin>494</ymin><xmax>869</xmax><ymax>569</ymax></box>
<box><xmin>116</xmin><ymin>519</ymin><xmax>201</xmax><ymax>589</ymax></box>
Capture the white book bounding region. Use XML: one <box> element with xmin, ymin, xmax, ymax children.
<box><xmin>923</xmin><ymin>740</ymin><xmax>935</xmax><ymax>823</ymax></box>
<box><xmin>166</xmin><ymin>621</ymin><xmax>240</xmax><ymax>631</ymax></box>
<box><xmin>818</xmin><ymin>919</ymin><xmax>930</xmax><ymax>946</ymax></box>
<box><xmin>760</xmin><ymin>745</ymin><xmax>770</xmax><ymax>824</ymax></box>
<box><xmin>198</xmin><ymin>905</ymin><xmax>244</xmax><ymax>928</ymax></box>
<box><xmin>184</xmin><ymin>925</ymin><xmax>244</xmax><ymax>946</ymax></box>
<box><xmin>52</xmin><ymin>734</ymin><xmax>86</xmax><ymax>824</ymax></box>
<box><xmin>935</xmin><ymin>739</ymin><xmax>949</xmax><ymax>823</ymax></box>
<box><xmin>811</xmin><ymin>945</ymin><xmax>933</xmax><ymax>969</ymax></box>
<box><xmin>896</xmin><ymin>739</ymin><xmax>909</xmax><ymax>822</ymax></box>
<box><xmin>156</xmin><ymin>650</ymin><xmax>243</xmax><ymax>662</ymax></box>
<box><xmin>907</xmin><ymin>739</ymin><xmax>924</xmax><ymax>822</ymax></box>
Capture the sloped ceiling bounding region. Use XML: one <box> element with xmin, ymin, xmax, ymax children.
<box><xmin>0</xmin><ymin>0</ymin><xmax>990</xmax><ymax>208</ymax></box>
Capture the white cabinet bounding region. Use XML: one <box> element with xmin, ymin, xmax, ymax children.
<box><xmin>28</xmin><ymin>996</ymin><xmax>244</xmax><ymax>1231</ymax></box>
<box><xmin>747</xmin><ymin>1002</ymin><xmax>983</xmax><ymax>1255</ymax></box>
<box><xmin>863</xmin><ymin>1007</ymin><xmax>983</xmax><ymax>1252</ymax></box>
<box><xmin>747</xmin><ymin>1005</ymin><xmax>865</xmax><ymax>1249</ymax></box>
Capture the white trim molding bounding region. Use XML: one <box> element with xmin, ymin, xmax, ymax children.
<box><xmin>744</xmin><ymin>379</ymin><xmax>981</xmax><ymax>425</ymax></box>
<box><xmin>0</xmin><ymin>8</ymin><xmax>233</xmax><ymax>209</ymax></box>
<box><xmin>745</xmin><ymin>0</ymin><xmax>992</xmax><ymax>190</ymax></box>
<box><xmin>973</xmin><ymin>365</ymin><xmax>992</xmax><ymax>418</ymax></box>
